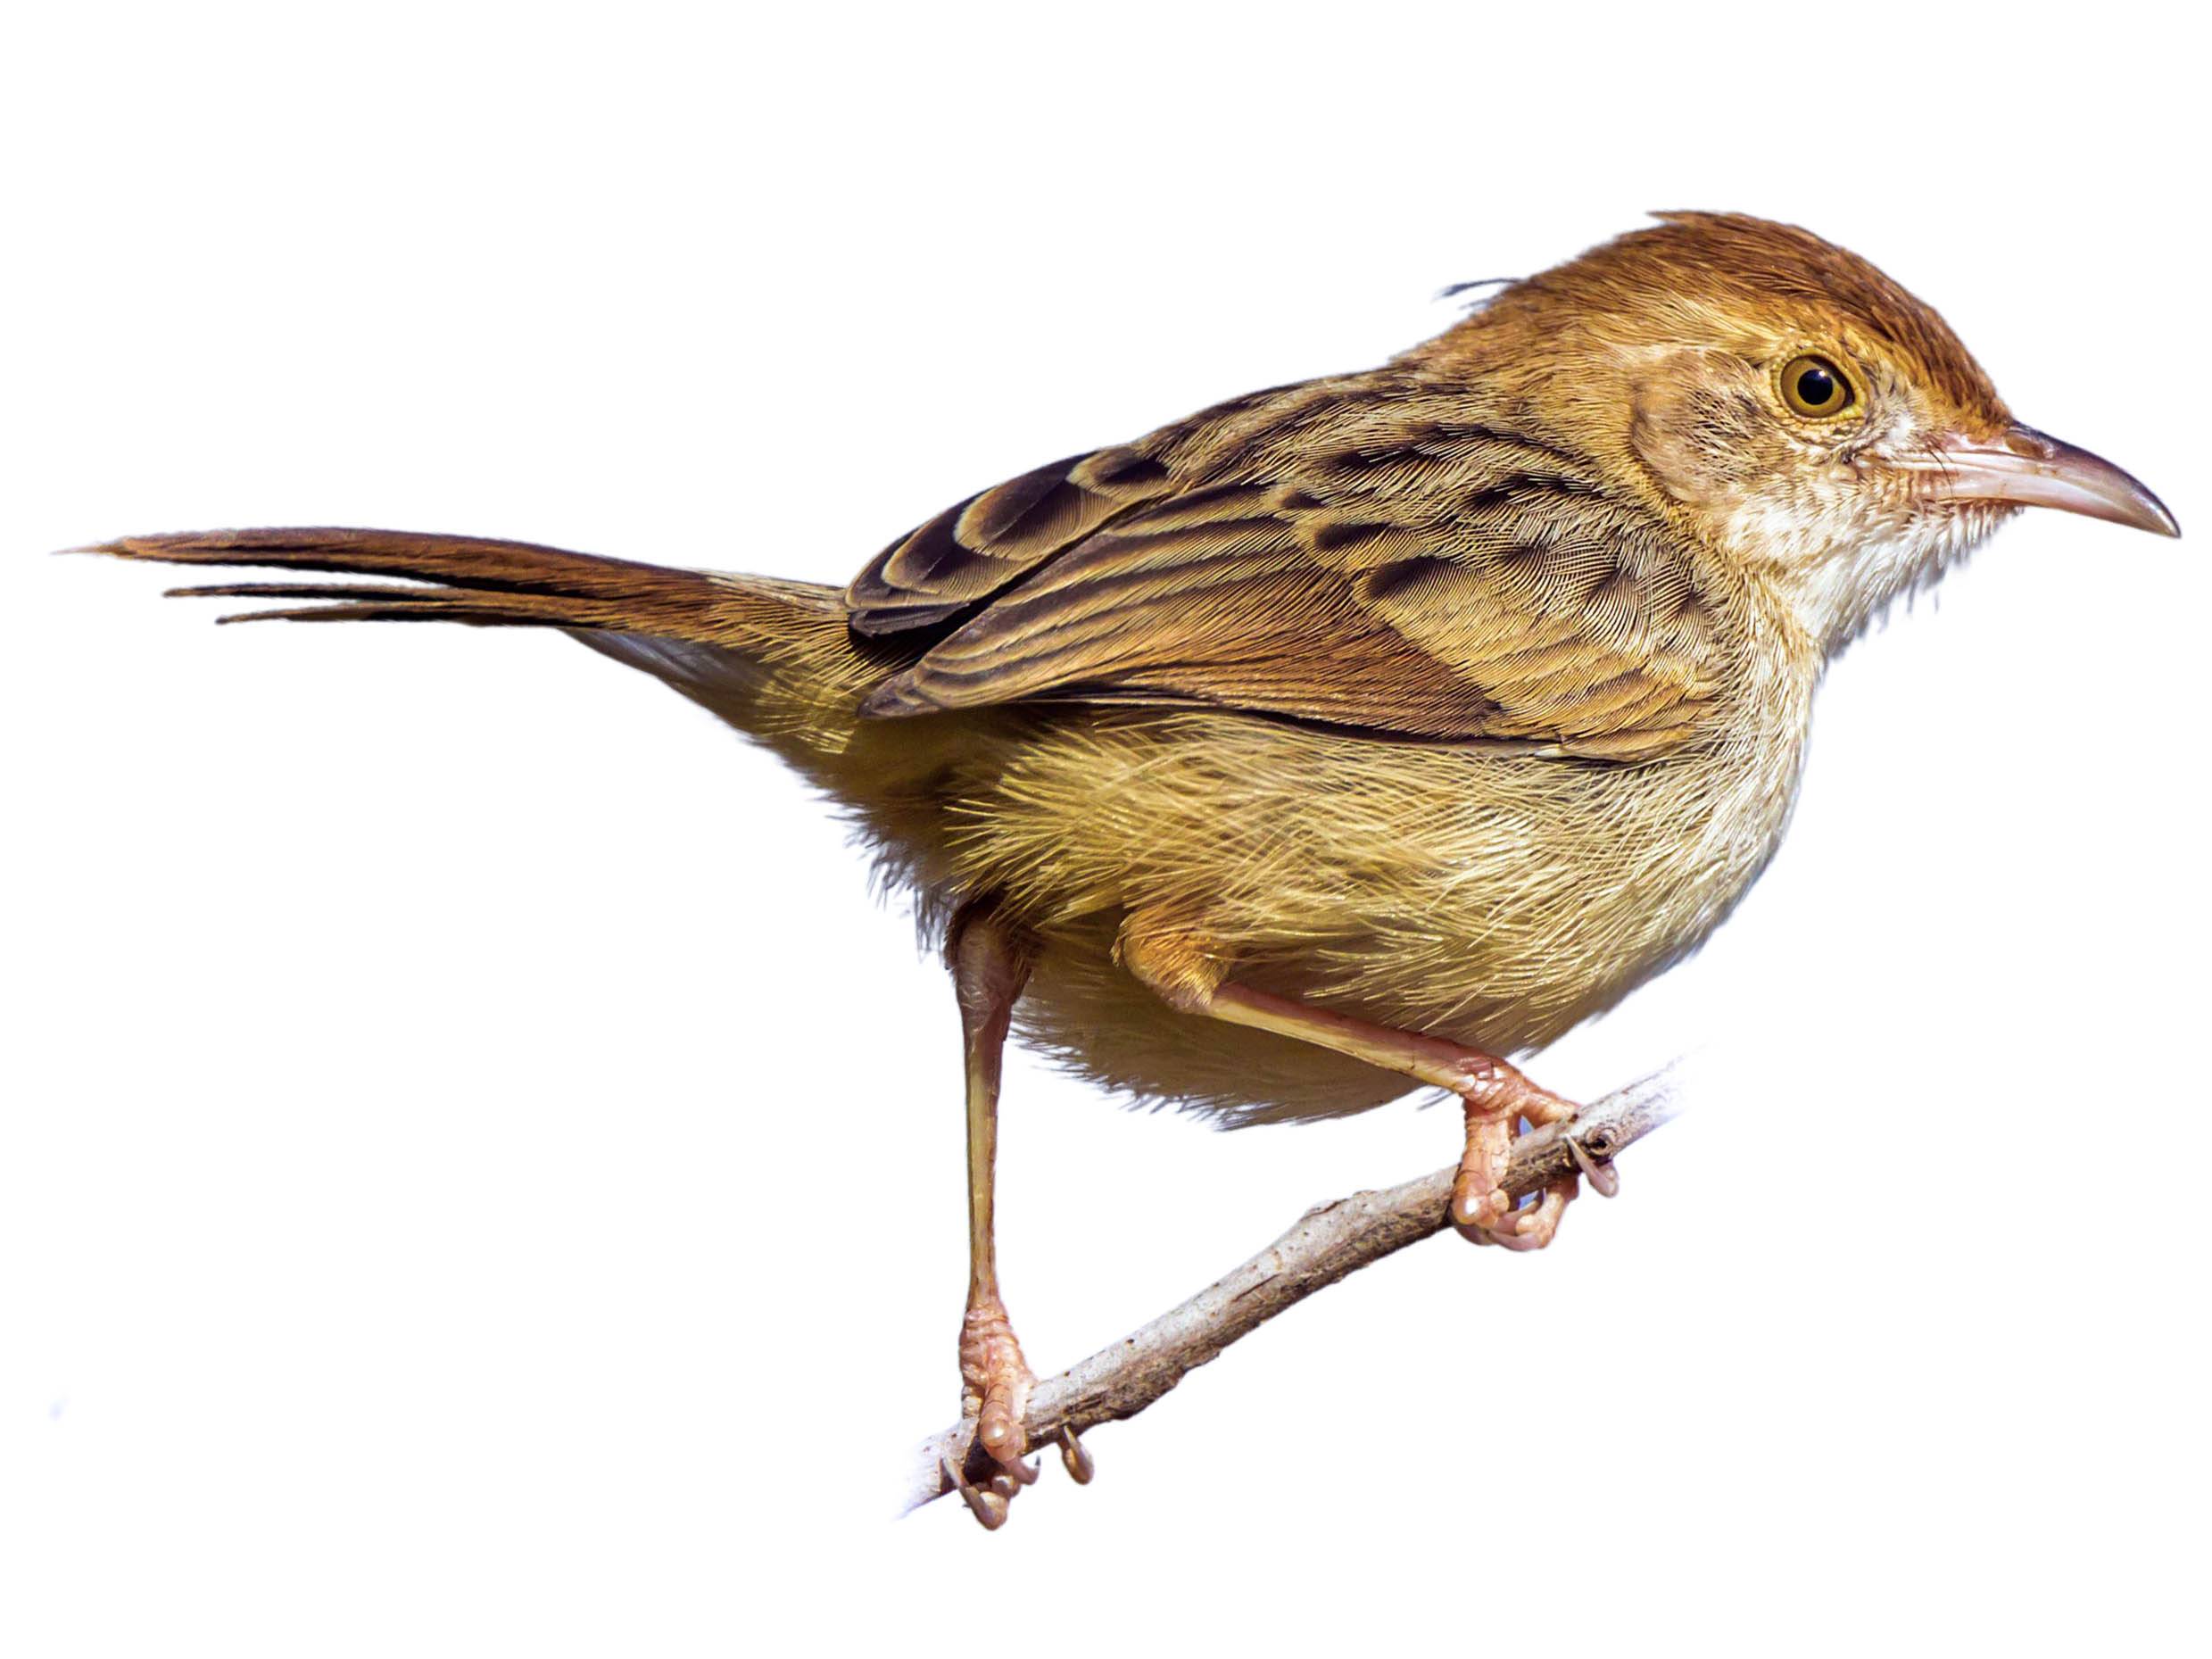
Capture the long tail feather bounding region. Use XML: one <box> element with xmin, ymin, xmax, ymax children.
<box><xmin>82</xmin><ymin>527</ymin><xmax>851</xmax><ymax>660</ymax></box>
<box><xmin>169</xmin><ymin>582</ymin><xmax>638</xmax><ymax>628</ymax></box>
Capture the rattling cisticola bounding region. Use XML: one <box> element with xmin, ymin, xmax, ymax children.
<box><xmin>83</xmin><ymin>212</ymin><xmax>2178</xmax><ymax>1528</ymax></box>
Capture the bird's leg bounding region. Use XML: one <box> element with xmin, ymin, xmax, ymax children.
<box><xmin>1118</xmin><ymin>922</ymin><xmax>1584</xmax><ymax>1249</ymax></box>
<box><xmin>942</xmin><ymin>902</ymin><xmax>1088</xmax><ymax>1530</ymax></box>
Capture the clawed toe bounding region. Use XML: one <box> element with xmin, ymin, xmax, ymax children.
<box><xmin>1450</xmin><ymin>1102</ymin><xmax>1514</xmax><ymax>1232</ymax></box>
<box><xmin>1451</xmin><ymin>1075</ymin><xmax>1589</xmax><ymax>1251</ymax></box>
<box><xmin>961</xmin><ymin>1296</ymin><xmax>1035</xmax><ymax>1469</ymax></box>
<box><xmin>1569</xmin><ymin>1132</ymin><xmax>1621</xmax><ymax>1198</ymax></box>
<box><xmin>1471</xmin><ymin>1176</ymin><xmax>1575</xmax><ymax>1249</ymax></box>
<box><xmin>942</xmin><ymin>1453</ymin><xmax>1024</xmax><ymax>1530</ymax></box>
<box><xmin>1057</xmin><ymin>1423</ymin><xmax>1095</xmax><ymax>1485</ymax></box>
<box><xmin>973</xmin><ymin>1374</ymin><xmax>1034</xmax><ymax>1473</ymax></box>
<box><xmin>944</xmin><ymin>1421</ymin><xmax>1094</xmax><ymax>1528</ymax></box>
<box><xmin>955</xmin><ymin>1295</ymin><xmax>1098</xmax><ymax>1529</ymax></box>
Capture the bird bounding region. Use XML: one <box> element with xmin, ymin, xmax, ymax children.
<box><xmin>81</xmin><ymin>212</ymin><xmax>2178</xmax><ymax>1529</ymax></box>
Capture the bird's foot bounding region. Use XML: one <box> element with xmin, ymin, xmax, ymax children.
<box><xmin>947</xmin><ymin>1293</ymin><xmax>1046</xmax><ymax>1529</ymax></box>
<box><xmin>1446</xmin><ymin>1065</ymin><xmax>1586</xmax><ymax>1250</ymax></box>
<box><xmin>948</xmin><ymin>1297</ymin><xmax>1095</xmax><ymax>1529</ymax></box>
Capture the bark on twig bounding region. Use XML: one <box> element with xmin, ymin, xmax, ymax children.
<box><xmin>904</xmin><ymin>1068</ymin><xmax>1679</xmax><ymax>1513</ymax></box>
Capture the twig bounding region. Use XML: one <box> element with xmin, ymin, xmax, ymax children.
<box><xmin>903</xmin><ymin>1067</ymin><xmax>1679</xmax><ymax>1513</ymax></box>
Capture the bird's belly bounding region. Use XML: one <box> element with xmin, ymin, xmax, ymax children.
<box><xmin>953</xmin><ymin>709</ymin><xmax>1808</xmax><ymax>1124</ymax></box>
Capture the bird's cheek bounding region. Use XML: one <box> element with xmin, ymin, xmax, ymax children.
<box><xmin>1628</xmin><ymin>365</ymin><xmax>1762</xmax><ymax>509</ymax></box>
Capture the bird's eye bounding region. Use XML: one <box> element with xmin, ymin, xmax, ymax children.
<box><xmin>1779</xmin><ymin>354</ymin><xmax>1856</xmax><ymax>419</ymax></box>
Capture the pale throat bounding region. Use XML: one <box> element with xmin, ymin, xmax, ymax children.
<box><xmin>1716</xmin><ymin>491</ymin><xmax>2005</xmax><ymax>656</ymax></box>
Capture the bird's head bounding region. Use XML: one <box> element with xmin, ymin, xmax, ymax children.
<box><xmin>1429</xmin><ymin>212</ymin><xmax>2177</xmax><ymax>651</ymax></box>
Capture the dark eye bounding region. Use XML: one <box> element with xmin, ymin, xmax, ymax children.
<box><xmin>1780</xmin><ymin>353</ymin><xmax>1855</xmax><ymax>419</ymax></box>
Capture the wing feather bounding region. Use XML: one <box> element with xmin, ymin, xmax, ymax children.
<box><xmin>852</xmin><ymin>383</ymin><xmax>1727</xmax><ymax>758</ymax></box>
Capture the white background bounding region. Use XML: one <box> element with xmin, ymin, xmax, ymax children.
<box><xmin>4</xmin><ymin>4</ymin><xmax>2205</xmax><ymax>1654</ymax></box>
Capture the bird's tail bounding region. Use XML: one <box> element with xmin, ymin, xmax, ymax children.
<box><xmin>86</xmin><ymin>525</ymin><xmax>899</xmax><ymax>755</ymax></box>
<box><xmin>90</xmin><ymin>525</ymin><xmax>851</xmax><ymax>653</ymax></box>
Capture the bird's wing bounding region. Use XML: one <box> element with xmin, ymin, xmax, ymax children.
<box><xmin>845</xmin><ymin>445</ymin><xmax>1180</xmax><ymax>635</ymax></box>
<box><xmin>856</xmin><ymin>390</ymin><xmax>1727</xmax><ymax>759</ymax></box>
<box><xmin>843</xmin><ymin>380</ymin><xmax>1307</xmax><ymax>636</ymax></box>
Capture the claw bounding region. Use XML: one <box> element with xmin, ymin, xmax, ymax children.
<box><xmin>1058</xmin><ymin>1423</ymin><xmax>1096</xmax><ymax>1485</ymax></box>
<box><xmin>943</xmin><ymin>1452</ymin><xmax>1011</xmax><ymax>1530</ymax></box>
<box><xmin>1568</xmin><ymin>1133</ymin><xmax>1621</xmax><ymax>1198</ymax></box>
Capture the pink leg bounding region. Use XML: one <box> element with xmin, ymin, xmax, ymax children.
<box><xmin>1119</xmin><ymin>923</ymin><xmax>1587</xmax><ymax>1249</ymax></box>
<box><xmin>941</xmin><ymin>904</ymin><xmax>1093</xmax><ymax>1530</ymax></box>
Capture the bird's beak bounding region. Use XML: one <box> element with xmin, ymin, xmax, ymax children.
<box><xmin>1917</xmin><ymin>424</ymin><xmax>2179</xmax><ymax>537</ymax></box>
